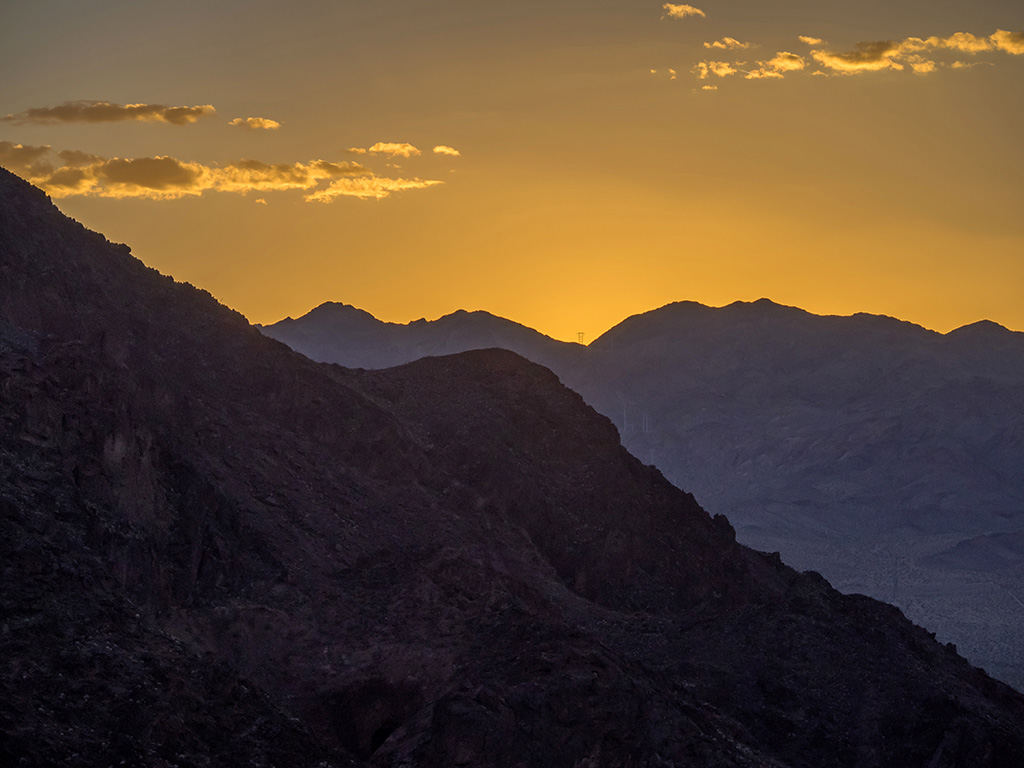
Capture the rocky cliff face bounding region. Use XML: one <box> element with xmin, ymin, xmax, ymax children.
<box><xmin>3</xmin><ymin>166</ymin><xmax>1024</xmax><ymax>767</ymax></box>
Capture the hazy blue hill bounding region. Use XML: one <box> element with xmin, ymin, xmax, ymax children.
<box><xmin>262</xmin><ymin>302</ymin><xmax>582</xmax><ymax>371</ymax></box>
<box><xmin>564</xmin><ymin>300</ymin><xmax>1024</xmax><ymax>691</ymax></box>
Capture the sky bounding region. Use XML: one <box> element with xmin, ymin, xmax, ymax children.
<box><xmin>1</xmin><ymin>0</ymin><xmax>1022</xmax><ymax>341</ymax></box>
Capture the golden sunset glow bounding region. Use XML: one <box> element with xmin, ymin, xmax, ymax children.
<box><xmin>1</xmin><ymin>1</ymin><xmax>1021</xmax><ymax>340</ymax></box>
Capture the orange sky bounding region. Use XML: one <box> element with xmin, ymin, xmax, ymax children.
<box><xmin>2</xmin><ymin>1</ymin><xmax>1022</xmax><ymax>340</ymax></box>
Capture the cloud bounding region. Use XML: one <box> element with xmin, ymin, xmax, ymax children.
<box><xmin>743</xmin><ymin>51</ymin><xmax>806</xmax><ymax>78</ymax></box>
<box><xmin>743</xmin><ymin>69</ymin><xmax>784</xmax><ymax>80</ymax></box>
<box><xmin>57</xmin><ymin>149</ymin><xmax>105</xmax><ymax>167</ymax></box>
<box><xmin>0</xmin><ymin>141</ymin><xmax>54</xmax><ymax>177</ymax></box>
<box><xmin>348</xmin><ymin>142</ymin><xmax>421</xmax><ymax>158</ymax></box>
<box><xmin>896</xmin><ymin>30</ymin><xmax>1023</xmax><ymax>56</ymax></box>
<box><xmin>991</xmin><ymin>29</ymin><xmax>1024</xmax><ymax>54</ymax></box>
<box><xmin>811</xmin><ymin>40</ymin><xmax>903</xmax><ymax>73</ymax></box>
<box><xmin>209</xmin><ymin>159</ymin><xmax>369</xmax><ymax>195</ymax></box>
<box><xmin>905</xmin><ymin>55</ymin><xmax>938</xmax><ymax>74</ymax></box>
<box><xmin>767</xmin><ymin>52</ymin><xmax>807</xmax><ymax>72</ymax></box>
<box><xmin>662</xmin><ymin>4</ymin><xmax>705</xmax><ymax>20</ymax></box>
<box><xmin>228</xmin><ymin>116</ymin><xmax>281</xmax><ymax>131</ymax></box>
<box><xmin>928</xmin><ymin>32</ymin><xmax>995</xmax><ymax>54</ymax></box>
<box><xmin>304</xmin><ymin>176</ymin><xmax>444</xmax><ymax>202</ymax></box>
<box><xmin>811</xmin><ymin>29</ymin><xmax>1024</xmax><ymax>75</ymax></box>
<box><xmin>693</xmin><ymin>61</ymin><xmax>739</xmax><ymax>79</ymax></box>
<box><xmin>432</xmin><ymin>145</ymin><xmax>461</xmax><ymax>156</ymax></box>
<box><xmin>685</xmin><ymin>27</ymin><xmax>1023</xmax><ymax>88</ymax></box>
<box><xmin>701</xmin><ymin>85</ymin><xmax>718</xmax><ymax>91</ymax></box>
<box><xmin>704</xmin><ymin>38</ymin><xmax>754</xmax><ymax>50</ymax></box>
<box><xmin>0</xmin><ymin>143</ymin><xmax>442</xmax><ymax>202</ymax></box>
<box><xmin>950</xmin><ymin>60</ymin><xmax>994</xmax><ymax>69</ymax></box>
<box><xmin>97</xmin><ymin>156</ymin><xmax>206</xmax><ymax>194</ymax></box>
<box><xmin>1</xmin><ymin>100</ymin><xmax>215</xmax><ymax>126</ymax></box>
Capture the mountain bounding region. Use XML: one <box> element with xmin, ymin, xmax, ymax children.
<box><xmin>3</xmin><ymin>165</ymin><xmax>1024</xmax><ymax>767</ymax></box>
<box><xmin>567</xmin><ymin>299</ymin><xmax>1024</xmax><ymax>690</ymax></box>
<box><xmin>262</xmin><ymin>302</ymin><xmax>582</xmax><ymax>371</ymax></box>
<box><xmin>261</xmin><ymin>295</ymin><xmax>1024</xmax><ymax>691</ymax></box>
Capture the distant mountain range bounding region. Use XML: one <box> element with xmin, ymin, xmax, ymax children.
<box><xmin>263</xmin><ymin>299</ymin><xmax>1024</xmax><ymax>690</ymax></box>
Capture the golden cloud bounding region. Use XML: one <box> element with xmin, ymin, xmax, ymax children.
<box><xmin>743</xmin><ymin>69</ymin><xmax>784</xmax><ymax>80</ymax></box>
<box><xmin>991</xmin><ymin>29</ymin><xmax>1024</xmax><ymax>54</ymax></box>
<box><xmin>662</xmin><ymin>4</ymin><xmax>705</xmax><ymax>20</ymax></box>
<box><xmin>0</xmin><ymin>143</ymin><xmax>442</xmax><ymax>202</ymax></box>
<box><xmin>209</xmin><ymin>159</ymin><xmax>369</xmax><ymax>194</ymax></box>
<box><xmin>812</xmin><ymin>41</ymin><xmax>903</xmax><ymax>73</ymax></box>
<box><xmin>931</xmin><ymin>32</ymin><xmax>995</xmax><ymax>54</ymax></box>
<box><xmin>747</xmin><ymin>51</ymin><xmax>807</xmax><ymax>78</ymax></box>
<box><xmin>432</xmin><ymin>145</ymin><xmax>461</xmax><ymax>157</ymax></box>
<box><xmin>693</xmin><ymin>61</ymin><xmax>738</xmax><ymax>79</ymax></box>
<box><xmin>228</xmin><ymin>116</ymin><xmax>281</xmax><ymax>131</ymax></box>
<box><xmin>905</xmin><ymin>56</ymin><xmax>938</xmax><ymax>74</ymax></box>
<box><xmin>812</xmin><ymin>29</ymin><xmax>1024</xmax><ymax>75</ymax></box>
<box><xmin>1</xmin><ymin>100</ymin><xmax>215</xmax><ymax>126</ymax></box>
<box><xmin>348</xmin><ymin>142</ymin><xmax>422</xmax><ymax>158</ymax></box>
<box><xmin>305</xmin><ymin>177</ymin><xmax>444</xmax><ymax>202</ymax></box>
<box><xmin>771</xmin><ymin>52</ymin><xmax>807</xmax><ymax>71</ymax></box>
<box><xmin>686</xmin><ymin>27</ymin><xmax>1023</xmax><ymax>87</ymax></box>
<box><xmin>704</xmin><ymin>38</ymin><xmax>754</xmax><ymax>50</ymax></box>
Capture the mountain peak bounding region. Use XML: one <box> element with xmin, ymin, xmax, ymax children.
<box><xmin>947</xmin><ymin>318</ymin><xmax>1017</xmax><ymax>338</ymax></box>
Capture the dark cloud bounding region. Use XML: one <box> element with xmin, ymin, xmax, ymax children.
<box><xmin>57</xmin><ymin>149</ymin><xmax>106</xmax><ymax>167</ymax></box>
<box><xmin>0</xmin><ymin>141</ymin><xmax>55</xmax><ymax>177</ymax></box>
<box><xmin>38</xmin><ymin>167</ymin><xmax>93</xmax><ymax>194</ymax></box>
<box><xmin>97</xmin><ymin>156</ymin><xmax>205</xmax><ymax>191</ymax></box>
<box><xmin>1</xmin><ymin>101</ymin><xmax>215</xmax><ymax>125</ymax></box>
<box><xmin>812</xmin><ymin>41</ymin><xmax>900</xmax><ymax>72</ymax></box>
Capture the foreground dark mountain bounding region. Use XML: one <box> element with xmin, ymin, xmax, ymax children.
<box><xmin>264</xmin><ymin>296</ymin><xmax>1024</xmax><ymax>690</ymax></box>
<box><xmin>3</xmin><ymin>167</ymin><xmax>1024</xmax><ymax>767</ymax></box>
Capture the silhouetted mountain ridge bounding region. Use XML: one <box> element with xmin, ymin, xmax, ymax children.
<box><xmin>4</xmin><ymin>167</ymin><xmax>1024</xmax><ymax>766</ymax></box>
<box><xmin>264</xmin><ymin>301</ymin><xmax>580</xmax><ymax>371</ymax></box>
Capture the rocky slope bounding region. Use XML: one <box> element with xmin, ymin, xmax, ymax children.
<box><xmin>3</xmin><ymin>166</ymin><xmax>1024</xmax><ymax>766</ymax></box>
<box><xmin>263</xmin><ymin>293</ymin><xmax>1024</xmax><ymax>691</ymax></box>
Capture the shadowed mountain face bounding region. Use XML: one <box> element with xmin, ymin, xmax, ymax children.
<box><xmin>264</xmin><ymin>293</ymin><xmax>1024</xmax><ymax>691</ymax></box>
<box><xmin>3</xmin><ymin>166</ymin><xmax>1024</xmax><ymax>767</ymax></box>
